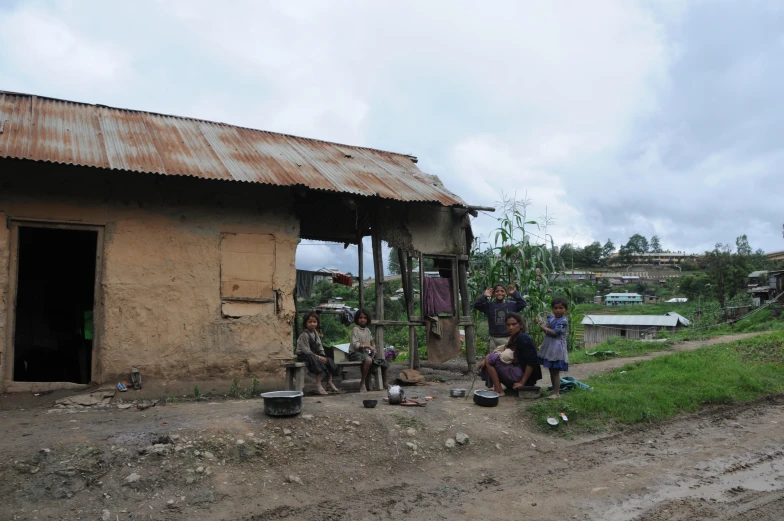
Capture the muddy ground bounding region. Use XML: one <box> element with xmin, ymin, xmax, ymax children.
<box><xmin>2</xmin><ymin>333</ymin><xmax>783</xmax><ymax>521</ymax></box>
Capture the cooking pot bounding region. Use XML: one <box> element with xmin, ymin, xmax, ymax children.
<box><xmin>261</xmin><ymin>391</ymin><xmax>303</xmax><ymax>416</ymax></box>
<box><xmin>387</xmin><ymin>385</ymin><xmax>405</xmax><ymax>405</ymax></box>
<box><xmin>449</xmin><ymin>388</ymin><xmax>468</xmax><ymax>398</ymax></box>
<box><xmin>473</xmin><ymin>389</ymin><xmax>499</xmax><ymax>407</ymax></box>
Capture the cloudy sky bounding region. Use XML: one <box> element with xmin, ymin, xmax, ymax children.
<box><xmin>2</xmin><ymin>0</ymin><xmax>782</xmax><ymax>274</ymax></box>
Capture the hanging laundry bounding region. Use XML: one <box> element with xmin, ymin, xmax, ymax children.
<box><xmin>332</xmin><ymin>273</ymin><xmax>352</xmax><ymax>286</ymax></box>
<box><xmin>339</xmin><ymin>307</ymin><xmax>355</xmax><ymax>326</ymax></box>
<box><xmin>296</xmin><ymin>270</ymin><xmax>317</xmax><ymax>299</ymax></box>
<box><xmin>423</xmin><ymin>276</ymin><xmax>454</xmax><ymax>316</ymax></box>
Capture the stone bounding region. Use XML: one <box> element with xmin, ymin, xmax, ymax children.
<box><xmin>196</xmin><ymin>466</ymin><xmax>204</xmax><ymax>473</ymax></box>
<box><xmin>496</xmin><ymin>443</ymin><xmax>502</xmax><ymax>451</ymax></box>
<box><xmin>101</xmin><ymin>509</ymin><xmax>111</xmax><ymax>521</ymax></box>
<box><xmin>283</xmin><ymin>428</ymin><xmax>292</xmax><ymax>435</ymax></box>
<box><xmin>445</xmin><ymin>438</ymin><xmax>456</xmax><ymax>449</ymax></box>
<box><xmin>203</xmin><ymin>451</ymin><xmax>215</xmax><ymax>460</ymax></box>
<box><xmin>302</xmin><ymin>414</ymin><xmax>313</xmax><ymax>421</ymax></box>
<box><xmin>456</xmin><ymin>432</ymin><xmax>469</xmax><ymax>445</ymax></box>
<box><xmin>236</xmin><ymin>439</ymin><xmax>245</xmax><ymax>445</ymax></box>
<box><xmin>405</xmin><ymin>442</ymin><xmax>417</xmax><ymax>451</ymax></box>
<box><xmin>351</xmin><ymin>421</ymin><xmax>360</xmax><ymax>426</ymax></box>
<box><xmin>287</xmin><ymin>475</ymin><xmax>304</xmax><ymax>486</ymax></box>
<box><xmin>406</xmin><ymin>427</ymin><xmax>417</xmax><ymax>437</ymax></box>
<box><xmin>124</xmin><ymin>473</ymin><xmax>141</xmax><ymax>484</ymax></box>
<box><xmin>40</xmin><ymin>448</ymin><xmax>51</xmax><ymax>454</ymax></box>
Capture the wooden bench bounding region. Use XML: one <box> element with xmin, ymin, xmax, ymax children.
<box><xmin>283</xmin><ymin>360</ymin><xmax>386</xmax><ymax>393</ymax></box>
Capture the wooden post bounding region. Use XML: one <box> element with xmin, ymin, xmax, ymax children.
<box><xmin>458</xmin><ymin>260</ymin><xmax>476</xmax><ymax>372</ymax></box>
<box><xmin>414</xmin><ymin>253</ymin><xmax>424</xmax><ymax>369</ymax></box>
<box><xmin>371</xmin><ymin>224</ymin><xmax>386</xmax><ymax>388</ymax></box>
<box><xmin>358</xmin><ymin>238</ymin><xmax>364</xmax><ymax>310</ymax></box>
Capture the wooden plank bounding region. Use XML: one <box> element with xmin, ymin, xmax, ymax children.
<box><xmin>220</xmin><ymin>233</ymin><xmax>275</xmax><ymax>299</ymax></box>
<box><xmin>220</xmin><ymin>252</ymin><xmax>275</xmax><ymax>282</ymax></box>
<box><xmin>220</xmin><ymin>281</ymin><xmax>274</xmax><ymax>299</ymax></box>
<box><xmin>221</xmin><ymin>301</ymin><xmax>275</xmax><ymax>318</ymax></box>
<box><xmin>220</xmin><ymin>233</ymin><xmax>275</xmax><ymax>254</ymax></box>
<box><xmin>374</xmin><ymin>320</ymin><xmax>425</xmax><ymax>326</ymax></box>
<box><xmin>371</xmin><ymin>218</ymin><xmax>385</xmax><ymax>386</ymax></box>
<box><xmin>458</xmin><ymin>260</ymin><xmax>476</xmax><ymax>372</ymax></box>
<box><xmin>358</xmin><ymin>238</ymin><xmax>364</xmax><ymax>310</ymax></box>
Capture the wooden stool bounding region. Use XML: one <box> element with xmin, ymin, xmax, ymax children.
<box><xmin>283</xmin><ymin>362</ymin><xmax>306</xmax><ymax>392</ymax></box>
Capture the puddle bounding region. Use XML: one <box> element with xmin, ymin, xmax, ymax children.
<box><xmin>599</xmin><ymin>459</ymin><xmax>784</xmax><ymax>521</ymax></box>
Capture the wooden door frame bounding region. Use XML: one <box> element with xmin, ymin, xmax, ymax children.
<box><xmin>3</xmin><ymin>219</ymin><xmax>105</xmax><ymax>390</ymax></box>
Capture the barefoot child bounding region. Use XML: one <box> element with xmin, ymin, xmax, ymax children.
<box><xmin>473</xmin><ymin>284</ymin><xmax>527</xmax><ymax>372</ymax></box>
<box><xmin>296</xmin><ymin>312</ymin><xmax>340</xmax><ymax>395</ymax></box>
<box><xmin>349</xmin><ymin>309</ymin><xmax>375</xmax><ymax>393</ymax></box>
<box><xmin>536</xmin><ymin>297</ymin><xmax>569</xmax><ymax>399</ymax></box>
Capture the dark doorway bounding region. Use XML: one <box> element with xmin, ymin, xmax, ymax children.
<box><xmin>13</xmin><ymin>227</ymin><xmax>98</xmax><ymax>383</ymax></box>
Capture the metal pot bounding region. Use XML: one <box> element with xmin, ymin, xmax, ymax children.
<box><xmin>261</xmin><ymin>391</ymin><xmax>303</xmax><ymax>416</ymax></box>
<box><xmin>387</xmin><ymin>385</ymin><xmax>405</xmax><ymax>405</ymax></box>
<box><xmin>449</xmin><ymin>388</ymin><xmax>467</xmax><ymax>398</ymax></box>
<box><xmin>473</xmin><ymin>389</ymin><xmax>499</xmax><ymax>407</ymax></box>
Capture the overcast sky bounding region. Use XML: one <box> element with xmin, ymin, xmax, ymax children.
<box><xmin>2</xmin><ymin>0</ymin><xmax>782</xmax><ymax>275</ymax></box>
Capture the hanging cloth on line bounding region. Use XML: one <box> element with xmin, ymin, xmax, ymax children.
<box><xmin>332</xmin><ymin>273</ymin><xmax>352</xmax><ymax>286</ymax></box>
<box><xmin>296</xmin><ymin>270</ymin><xmax>316</xmax><ymax>299</ymax></box>
<box><xmin>423</xmin><ymin>276</ymin><xmax>454</xmax><ymax>315</ymax></box>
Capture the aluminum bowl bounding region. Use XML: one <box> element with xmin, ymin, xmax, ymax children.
<box><xmin>261</xmin><ymin>391</ymin><xmax>303</xmax><ymax>417</ymax></box>
<box><xmin>449</xmin><ymin>388</ymin><xmax>468</xmax><ymax>398</ymax></box>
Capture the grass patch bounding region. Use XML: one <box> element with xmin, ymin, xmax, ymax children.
<box><xmin>570</xmin><ymin>336</ymin><xmax>677</xmax><ymax>364</ymax></box>
<box><xmin>391</xmin><ymin>413</ymin><xmax>425</xmax><ymax>430</ymax></box>
<box><xmin>528</xmin><ymin>331</ymin><xmax>784</xmax><ymax>435</ymax></box>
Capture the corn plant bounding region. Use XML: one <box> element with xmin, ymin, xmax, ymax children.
<box><xmin>469</xmin><ymin>194</ymin><xmax>576</xmax><ymax>348</ymax></box>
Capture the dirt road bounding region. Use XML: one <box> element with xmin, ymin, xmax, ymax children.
<box><xmin>1</xmin><ymin>332</ymin><xmax>782</xmax><ymax>520</ymax></box>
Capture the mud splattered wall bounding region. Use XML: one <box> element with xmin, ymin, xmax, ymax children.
<box><xmin>0</xmin><ymin>161</ymin><xmax>299</xmax><ymax>389</ymax></box>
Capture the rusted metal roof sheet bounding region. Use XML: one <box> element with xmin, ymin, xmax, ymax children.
<box><xmin>0</xmin><ymin>91</ymin><xmax>465</xmax><ymax>207</ymax></box>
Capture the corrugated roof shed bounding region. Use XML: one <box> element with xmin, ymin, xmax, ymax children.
<box><xmin>664</xmin><ymin>312</ymin><xmax>691</xmax><ymax>326</ymax></box>
<box><xmin>582</xmin><ymin>315</ymin><xmax>679</xmax><ymax>327</ymax></box>
<box><xmin>748</xmin><ymin>271</ymin><xmax>768</xmax><ymax>278</ymax></box>
<box><xmin>0</xmin><ymin>91</ymin><xmax>466</xmax><ymax>207</ymax></box>
<box><xmin>605</xmin><ymin>293</ymin><xmax>643</xmax><ymax>297</ymax></box>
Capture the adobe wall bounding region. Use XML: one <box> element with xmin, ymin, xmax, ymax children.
<box><xmin>380</xmin><ymin>204</ymin><xmax>470</xmax><ymax>256</ymax></box>
<box><xmin>0</xmin><ymin>161</ymin><xmax>299</xmax><ymax>390</ymax></box>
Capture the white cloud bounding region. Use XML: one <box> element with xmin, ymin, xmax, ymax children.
<box><xmin>0</xmin><ymin>9</ymin><xmax>135</xmax><ymax>94</ymax></box>
<box><xmin>1</xmin><ymin>0</ymin><xmax>782</xmax><ymax>257</ymax></box>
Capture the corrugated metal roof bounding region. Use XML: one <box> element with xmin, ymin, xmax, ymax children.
<box><xmin>0</xmin><ymin>91</ymin><xmax>466</xmax><ymax>207</ymax></box>
<box><xmin>664</xmin><ymin>312</ymin><xmax>691</xmax><ymax>326</ymax></box>
<box><xmin>749</xmin><ymin>271</ymin><xmax>768</xmax><ymax>278</ymax></box>
<box><xmin>605</xmin><ymin>293</ymin><xmax>642</xmax><ymax>297</ymax></box>
<box><xmin>582</xmin><ymin>315</ymin><xmax>679</xmax><ymax>327</ymax></box>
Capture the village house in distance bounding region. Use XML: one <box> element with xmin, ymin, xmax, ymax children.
<box><xmin>0</xmin><ymin>91</ymin><xmax>485</xmax><ymax>393</ymax></box>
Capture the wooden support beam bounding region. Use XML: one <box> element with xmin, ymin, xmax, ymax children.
<box><xmin>374</xmin><ymin>320</ymin><xmax>425</xmax><ymax>327</ymax></box>
<box><xmin>413</xmin><ymin>253</ymin><xmax>424</xmax><ymax>369</ymax></box>
<box><xmin>371</xmin><ymin>222</ymin><xmax>386</xmax><ymax>388</ymax></box>
<box><xmin>458</xmin><ymin>260</ymin><xmax>476</xmax><ymax>372</ymax></box>
<box><xmin>358</xmin><ymin>238</ymin><xmax>364</xmax><ymax>310</ymax></box>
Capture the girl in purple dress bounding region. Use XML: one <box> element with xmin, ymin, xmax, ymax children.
<box><xmin>536</xmin><ymin>297</ymin><xmax>569</xmax><ymax>399</ymax></box>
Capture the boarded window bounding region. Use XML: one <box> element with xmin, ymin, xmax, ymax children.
<box><xmin>220</xmin><ymin>233</ymin><xmax>276</xmax><ymax>317</ymax></box>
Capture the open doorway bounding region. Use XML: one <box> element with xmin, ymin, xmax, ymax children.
<box><xmin>13</xmin><ymin>226</ymin><xmax>98</xmax><ymax>383</ymax></box>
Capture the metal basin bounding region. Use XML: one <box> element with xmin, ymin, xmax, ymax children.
<box><xmin>449</xmin><ymin>388</ymin><xmax>467</xmax><ymax>398</ymax></box>
<box><xmin>473</xmin><ymin>389</ymin><xmax>499</xmax><ymax>407</ymax></box>
<box><xmin>261</xmin><ymin>391</ymin><xmax>303</xmax><ymax>417</ymax></box>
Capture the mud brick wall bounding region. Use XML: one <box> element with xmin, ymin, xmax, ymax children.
<box><xmin>0</xmin><ymin>161</ymin><xmax>299</xmax><ymax>389</ymax></box>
